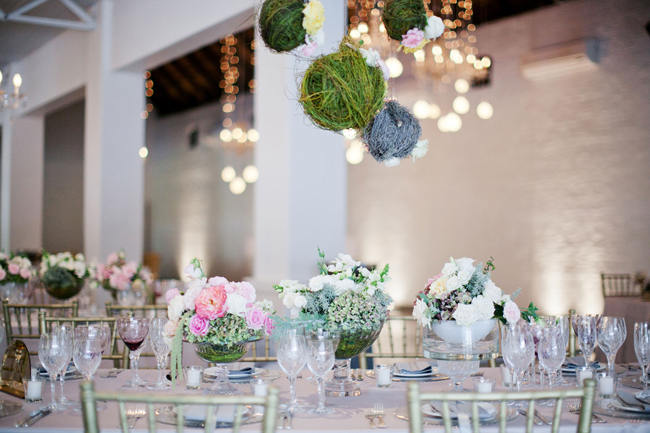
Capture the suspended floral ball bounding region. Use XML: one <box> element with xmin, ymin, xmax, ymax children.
<box><xmin>300</xmin><ymin>39</ymin><xmax>387</xmax><ymax>131</ymax></box>
<box><xmin>363</xmin><ymin>100</ymin><xmax>428</xmax><ymax>166</ymax></box>
<box><xmin>382</xmin><ymin>0</ymin><xmax>445</xmax><ymax>54</ymax></box>
<box><xmin>259</xmin><ymin>0</ymin><xmax>326</xmax><ymax>56</ymax></box>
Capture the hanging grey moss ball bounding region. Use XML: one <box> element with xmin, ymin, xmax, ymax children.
<box><xmin>363</xmin><ymin>100</ymin><xmax>421</xmax><ymax>163</ymax></box>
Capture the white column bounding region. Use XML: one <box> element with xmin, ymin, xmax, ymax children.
<box><xmin>84</xmin><ymin>0</ymin><xmax>145</xmax><ymax>263</ymax></box>
<box><xmin>0</xmin><ymin>113</ymin><xmax>44</xmax><ymax>252</ymax></box>
<box><xmin>253</xmin><ymin>3</ymin><xmax>347</xmax><ymax>287</ymax></box>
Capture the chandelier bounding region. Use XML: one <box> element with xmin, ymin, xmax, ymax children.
<box><xmin>0</xmin><ymin>70</ymin><xmax>26</xmax><ymax>112</ymax></box>
<box><xmin>345</xmin><ymin>0</ymin><xmax>494</xmax><ymax>148</ymax></box>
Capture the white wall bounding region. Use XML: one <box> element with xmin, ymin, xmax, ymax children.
<box><xmin>145</xmin><ymin>99</ymin><xmax>254</xmax><ymax>280</ymax></box>
<box><xmin>347</xmin><ymin>0</ymin><xmax>650</xmax><ymax>313</ymax></box>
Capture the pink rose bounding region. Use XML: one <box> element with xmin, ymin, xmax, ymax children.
<box><xmin>20</xmin><ymin>268</ymin><xmax>30</xmax><ymax>279</ymax></box>
<box><xmin>107</xmin><ymin>253</ymin><xmax>119</xmax><ymax>264</ymax></box>
<box><xmin>263</xmin><ymin>315</ymin><xmax>274</xmax><ymax>335</ymax></box>
<box><xmin>401</xmin><ymin>28</ymin><xmax>425</xmax><ymax>49</ymax></box>
<box><xmin>232</xmin><ymin>281</ymin><xmax>256</xmax><ymax>303</ymax></box>
<box><xmin>165</xmin><ymin>288</ymin><xmax>181</xmax><ymax>303</ymax></box>
<box><xmin>503</xmin><ymin>300</ymin><xmax>521</xmax><ymax>326</ymax></box>
<box><xmin>109</xmin><ymin>272</ymin><xmax>130</xmax><ymax>291</ymax></box>
<box><xmin>123</xmin><ymin>262</ymin><xmax>138</xmax><ymax>279</ymax></box>
<box><xmin>189</xmin><ymin>314</ymin><xmax>210</xmax><ymax>336</ymax></box>
<box><xmin>0</xmin><ymin>268</ymin><xmax>5</xmax><ymax>281</ymax></box>
<box><xmin>245</xmin><ymin>306</ymin><xmax>266</xmax><ymax>331</ymax></box>
<box><xmin>194</xmin><ymin>286</ymin><xmax>228</xmax><ymax>320</ymax></box>
<box><xmin>8</xmin><ymin>263</ymin><xmax>19</xmax><ymax>274</ymax></box>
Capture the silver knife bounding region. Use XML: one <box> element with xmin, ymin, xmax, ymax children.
<box><xmin>15</xmin><ymin>404</ymin><xmax>54</xmax><ymax>428</ymax></box>
<box><xmin>534</xmin><ymin>409</ymin><xmax>551</xmax><ymax>425</ymax></box>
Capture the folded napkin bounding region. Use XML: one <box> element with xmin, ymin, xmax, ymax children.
<box><xmin>38</xmin><ymin>362</ymin><xmax>77</xmax><ymax>377</ymax></box>
<box><xmin>562</xmin><ymin>357</ymin><xmax>600</xmax><ymax>370</ymax></box>
<box><xmin>430</xmin><ymin>402</ymin><xmax>496</xmax><ymax>420</ymax></box>
<box><xmin>618</xmin><ymin>390</ymin><xmax>650</xmax><ymax>413</ymax></box>
<box><xmin>228</xmin><ymin>367</ymin><xmax>254</xmax><ymax>377</ymax></box>
<box><xmin>394</xmin><ymin>362</ymin><xmax>433</xmax><ymax>377</ymax></box>
<box><xmin>184</xmin><ymin>404</ymin><xmax>244</xmax><ymax>423</ymax></box>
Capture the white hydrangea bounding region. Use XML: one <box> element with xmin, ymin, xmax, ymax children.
<box><xmin>225</xmin><ymin>293</ymin><xmax>248</xmax><ymax>317</ymax></box>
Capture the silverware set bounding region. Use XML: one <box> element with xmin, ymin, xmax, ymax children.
<box><xmin>15</xmin><ymin>404</ymin><xmax>54</xmax><ymax>428</ymax></box>
<box><xmin>568</xmin><ymin>403</ymin><xmax>607</xmax><ymax>423</ymax></box>
<box><xmin>365</xmin><ymin>403</ymin><xmax>386</xmax><ymax>428</ymax></box>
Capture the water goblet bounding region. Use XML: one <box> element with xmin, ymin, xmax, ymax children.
<box><xmin>117</xmin><ymin>316</ymin><xmax>150</xmax><ymax>388</ymax></box>
<box><xmin>597</xmin><ymin>316</ymin><xmax>626</xmax><ymax>375</ymax></box>
<box><xmin>538</xmin><ymin>326</ymin><xmax>566</xmax><ymax>389</ymax></box>
<box><xmin>275</xmin><ymin>328</ymin><xmax>308</xmax><ymax>412</ymax></box>
<box><xmin>73</xmin><ymin>327</ymin><xmax>105</xmax><ymax>380</ymax></box>
<box><xmin>502</xmin><ymin>321</ymin><xmax>535</xmax><ymax>393</ymax></box>
<box><xmin>38</xmin><ymin>327</ymin><xmax>70</xmax><ymax>412</ymax></box>
<box><xmin>306</xmin><ymin>329</ymin><xmax>339</xmax><ymax>415</ymax></box>
<box><xmin>147</xmin><ymin>317</ymin><xmax>171</xmax><ymax>390</ymax></box>
<box><xmin>54</xmin><ymin>324</ymin><xmax>74</xmax><ymax>407</ymax></box>
<box><xmin>634</xmin><ymin>322</ymin><xmax>650</xmax><ymax>398</ymax></box>
<box><xmin>573</xmin><ymin>315</ymin><xmax>598</xmax><ymax>370</ymax></box>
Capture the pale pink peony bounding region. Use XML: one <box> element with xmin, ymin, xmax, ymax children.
<box><xmin>232</xmin><ymin>281</ymin><xmax>256</xmax><ymax>303</ymax></box>
<box><xmin>189</xmin><ymin>314</ymin><xmax>210</xmax><ymax>336</ymax></box>
<box><xmin>165</xmin><ymin>288</ymin><xmax>181</xmax><ymax>303</ymax></box>
<box><xmin>109</xmin><ymin>271</ymin><xmax>130</xmax><ymax>291</ymax></box>
<box><xmin>245</xmin><ymin>306</ymin><xmax>266</xmax><ymax>331</ymax></box>
<box><xmin>19</xmin><ymin>268</ymin><xmax>30</xmax><ymax>279</ymax></box>
<box><xmin>503</xmin><ymin>300</ymin><xmax>521</xmax><ymax>326</ymax></box>
<box><xmin>107</xmin><ymin>253</ymin><xmax>119</xmax><ymax>264</ymax></box>
<box><xmin>8</xmin><ymin>263</ymin><xmax>19</xmax><ymax>274</ymax></box>
<box><xmin>0</xmin><ymin>268</ymin><xmax>5</xmax><ymax>281</ymax></box>
<box><xmin>123</xmin><ymin>262</ymin><xmax>138</xmax><ymax>279</ymax></box>
<box><xmin>401</xmin><ymin>28</ymin><xmax>425</xmax><ymax>49</ymax></box>
<box><xmin>194</xmin><ymin>286</ymin><xmax>228</xmax><ymax>320</ymax></box>
<box><xmin>207</xmin><ymin>276</ymin><xmax>228</xmax><ymax>287</ymax></box>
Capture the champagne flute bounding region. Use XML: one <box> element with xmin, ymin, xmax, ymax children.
<box><xmin>147</xmin><ymin>318</ymin><xmax>171</xmax><ymax>390</ymax></box>
<box><xmin>597</xmin><ymin>316</ymin><xmax>626</xmax><ymax>375</ymax></box>
<box><xmin>634</xmin><ymin>322</ymin><xmax>650</xmax><ymax>397</ymax></box>
<box><xmin>573</xmin><ymin>315</ymin><xmax>598</xmax><ymax>369</ymax></box>
<box><xmin>117</xmin><ymin>316</ymin><xmax>150</xmax><ymax>388</ymax></box>
<box><xmin>306</xmin><ymin>330</ymin><xmax>339</xmax><ymax>415</ymax></box>
<box><xmin>55</xmin><ymin>324</ymin><xmax>74</xmax><ymax>407</ymax></box>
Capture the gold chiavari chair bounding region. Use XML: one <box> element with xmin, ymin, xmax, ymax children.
<box><xmin>2</xmin><ymin>299</ymin><xmax>78</xmax><ymax>357</ymax></box>
<box><xmin>407</xmin><ymin>379</ymin><xmax>596</xmax><ymax>433</ymax></box>
<box><xmin>240</xmin><ymin>335</ymin><xmax>276</xmax><ymax>364</ymax></box>
<box><xmin>601</xmin><ymin>273</ymin><xmax>636</xmax><ymax>297</ymax></box>
<box><xmin>80</xmin><ymin>380</ymin><xmax>279</xmax><ymax>433</ymax></box>
<box><xmin>38</xmin><ymin>312</ymin><xmax>127</xmax><ymax>368</ymax></box>
<box><xmin>359</xmin><ymin>316</ymin><xmax>423</xmax><ymax>370</ymax></box>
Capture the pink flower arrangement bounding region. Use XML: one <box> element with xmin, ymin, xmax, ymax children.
<box><xmin>195</xmin><ymin>285</ymin><xmax>228</xmax><ymax>320</ymax></box>
<box><xmin>0</xmin><ymin>253</ymin><xmax>32</xmax><ymax>284</ymax></box>
<box><xmin>0</xmin><ymin>268</ymin><xmax>6</xmax><ymax>281</ymax></box>
<box><xmin>95</xmin><ymin>251</ymin><xmax>153</xmax><ymax>293</ymax></box>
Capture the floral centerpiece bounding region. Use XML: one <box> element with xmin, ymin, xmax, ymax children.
<box><xmin>40</xmin><ymin>251</ymin><xmax>90</xmax><ymax>300</ymax></box>
<box><xmin>94</xmin><ymin>252</ymin><xmax>153</xmax><ymax>301</ymax></box>
<box><xmin>0</xmin><ymin>252</ymin><xmax>33</xmax><ymax>302</ymax></box>
<box><xmin>166</xmin><ymin>259</ymin><xmax>274</xmax><ymax>385</ymax></box>
<box><xmin>274</xmin><ymin>250</ymin><xmax>391</xmax><ymax>396</ymax></box>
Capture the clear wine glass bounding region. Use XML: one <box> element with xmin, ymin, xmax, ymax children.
<box><xmin>38</xmin><ymin>326</ymin><xmax>70</xmax><ymax>412</ymax></box>
<box><xmin>147</xmin><ymin>318</ymin><xmax>171</xmax><ymax>390</ymax></box>
<box><xmin>597</xmin><ymin>316</ymin><xmax>626</xmax><ymax>376</ymax></box>
<box><xmin>538</xmin><ymin>326</ymin><xmax>566</xmax><ymax>389</ymax></box>
<box><xmin>306</xmin><ymin>330</ymin><xmax>339</xmax><ymax>415</ymax></box>
<box><xmin>634</xmin><ymin>322</ymin><xmax>650</xmax><ymax>397</ymax></box>
<box><xmin>276</xmin><ymin>328</ymin><xmax>308</xmax><ymax>412</ymax></box>
<box><xmin>55</xmin><ymin>324</ymin><xmax>74</xmax><ymax>407</ymax></box>
<box><xmin>73</xmin><ymin>327</ymin><xmax>105</xmax><ymax>380</ymax></box>
<box><xmin>573</xmin><ymin>315</ymin><xmax>599</xmax><ymax>370</ymax></box>
<box><xmin>502</xmin><ymin>321</ymin><xmax>535</xmax><ymax>394</ymax></box>
<box><xmin>117</xmin><ymin>316</ymin><xmax>150</xmax><ymax>388</ymax></box>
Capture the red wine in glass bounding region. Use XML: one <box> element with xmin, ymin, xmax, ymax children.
<box><xmin>123</xmin><ymin>338</ymin><xmax>146</xmax><ymax>352</ymax></box>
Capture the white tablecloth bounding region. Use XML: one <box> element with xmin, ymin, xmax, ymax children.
<box><xmin>0</xmin><ymin>367</ymin><xmax>648</xmax><ymax>432</ymax></box>
<box><xmin>603</xmin><ymin>297</ymin><xmax>650</xmax><ymax>363</ymax></box>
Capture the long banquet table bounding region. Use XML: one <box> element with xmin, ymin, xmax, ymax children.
<box><xmin>0</xmin><ymin>367</ymin><xmax>648</xmax><ymax>433</ymax></box>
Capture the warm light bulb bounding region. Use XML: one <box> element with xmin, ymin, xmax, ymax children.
<box><xmin>247</xmin><ymin>129</ymin><xmax>260</xmax><ymax>142</ymax></box>
<box><xmin>231</xmin><ymin>127</ymin><xmax>244</xmax><ymax>140</ymax></box>
<box><xmin>445</xmin><ymin>112</ymin><xmax>462</xmax><ymax>132</ymax></box>
<box><xmin>454</xmin><ymin>78</ymin><xmax>470</xmax><ymax>94</ymax></box>
<box><xmin>428</xmin><ymin>103</ymin><xmax>441</xmax><ymax>119</ymax></box>
<box><xmin>221</xmin><ymin>166</ymin><xmax>236</xmax><ymax>183</ymax></box>
<box><xmin>346</xmin><ymin>140</ymin><xmax>364</xmax><ymax>165</ymax></box>
<box><xmin>219</xmin><ymin>129</ymin><xmax>232</xmax><ymax>142</ymax></box>
<box><xmin>413</xmin><ymin>100</ymin><xmax>431</xmax><ymax>120</ymax></box>
<box><xmin>358</xmin><ymin>22</ymin><xmax>369</xmax><ymax>34</ymax></box>
<box><xmin>413</xmin><ymin>50</ymin><xmax>425</xmax><ymax>63</ymax></box>
<box><xmin>452</xmin><ymin>96</ymin><xmax>470</xmax><ymax>115</ymax></box>
<box><xmin>0</xmin><ymin>70</ymin><xmax>3</xmax><ymax>85</ymax></box>
<box><xmin>12</xmin><ymin>73</ymin><xmax>22</xmax><ymax>88</ymax></box>
<box><xmin>385</xmin><ymin>57</ymin><xmax>403</xmax><ymax>78</ymax></box>
<box><xmin>450</xmin><ymin>49</ymin><xmax>463</xmax><ymax>64</ymax></box>
<box><xmin>437</xmin><ymin>115</ymin><xmax>449</xmax><ymax>132</ymax></box>
<box><xmin>431</xmin><ymin>45</ymin><xmax>443</xmax><ymax>56</ymax></box>
<box><xmin>138</xmin><ymin>147</ymin><xmax>149</xmax><ymax>158</ymax></box>
<box><xmin>229</xmin><ymin>177</ymin><xmax>246</xmax><ymax>195</ymax></box>
<box><xmin>242</xmin><ymin>165</ymin><xmax>259</xmax><ymax>183</ymax></box>
<box><xmin>481</xmin><ymin>56</ymin><xmax>492</xmax><ymax>68</ymax></box>
<box><xmin>350</xmin><ymin>29</ymin><xmax>361</xmax><ymax>39</ymax></box>
<box><xmin>476</xmin><ymin>101</ymin><xmax>494</xmax><ymax>119</ymax></box>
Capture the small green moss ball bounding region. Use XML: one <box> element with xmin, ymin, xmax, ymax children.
<box><xmin>300</xmin><ymin>40</ymin><xmax>386</xmax><ymax>131</ymax></box>
<box><xmin>382</xmin><ymin>0</ymin><xmax>428</xmax><ymax>42</ymax></box>
<box><xmin>259</xmin><ymin>0</ymin><xmax>306</xmax><ymax>52</ymax></box>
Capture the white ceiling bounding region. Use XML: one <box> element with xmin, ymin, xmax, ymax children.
<box><xmin>0</xmin><ymin>0</ymin><xmax>97</xmax><ymax>65</ymax></box>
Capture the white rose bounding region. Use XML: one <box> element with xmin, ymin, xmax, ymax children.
<box><xmin>168</xmin><ymin>295</ymin><xmax>185</xmax><ymax>322</ymax></box>
<box><xmin>471</xmin><ymin>295</ymin><xmax>495</xmax><ymax>321</ymax></box>
<box><xmin>503</xmin><ymin>300</ymin><xmax>521</xmax><ymax>325</ymax></box>
<box><xmin>74</xmin><ymin>262</ymin><xmax>86</xmax><ymax>278</ymax></box>
<box><xmin>424</xmin><ymin>15</ymin><xmax>444</xmax><ymax>40</ymax></box>
<box><xmin>455</xmin><ymin>257</ymin><xmax>475</xmax><ymax>273</ymax></box>
<box><xmin>457</xmin><ymin>268</ymin><xmax>473</xmax><ymax>285</ymax></box>
<box><xmin>412</xmin><ymin>298</ymin><xmax>430</xmax><ymax>327</ymax></box>
<box><xmin>452</xmin><ymin>303</ymin><xmax>477</xmax><ymax>327</ymax></box>
<box><xmin>441</xmin><ymin>260</ymin><xmax>458</xmax><ymax>277</ymax></box>
<box><xmin>282</xmin><ymin>292</ymin><xmax>296</xmax><ymax>309</ymax></box>
<box><xmin>225</xmin><ymin>293</ymin><xmax>248</xmax><ymax>317</ymax></box>
<box><xmin>446</xmin><ymin>275</ymin><xmax>461</xmax><ymax>291</ymax></box>
<box><xmin>333</xmin><ymin>278</ymin><xmax>357</xmax><ymax>295</ymax></box>
<box><xmin>294</xmin><ymin>294</ymin><xmax>307</xmax><ymax>310</ymax></box>
<box><xmin>308</xmin><ymin>275</ymin><xmax>335</xmax><ymax>292</ymax></box>
<box><xmin>482</xmin><ymin>280</ymin><xmax>502</xmax><ymax>303</ymax></box>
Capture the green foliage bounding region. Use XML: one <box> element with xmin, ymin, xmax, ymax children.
<box><xmin>317</xmin><ymin>247</ymin><xmax>328</xmax><ymax>275</ymax></box>
<box><xmin>303</xmin><ymin>286</ymin><xmax>337</xmax><ymax>317</ymax></box>
<box><xmin>41</xmin><ymin>266</ymin><xmax>81</xmax><ymax>290</ymax></box>
<box><xmin>382</xmin><ymin>0</ymin><xmax>428</xmax><ymax>41</ymax></box>
<box><xmin>259</xmin><ymin>0</ymin><xmax>306</xmax><ymax>52</ymax></box>
<box><xmin>521</xmin><ymin>302</ymin><xmax>539</xmax><ymax>323</ymax></box>
<box><xmin>300</xmin><ymin>38</ymin><xmax>386</xmax><ymax>131</ymax></box>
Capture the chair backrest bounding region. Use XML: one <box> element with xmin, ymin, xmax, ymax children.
<box><xmin>601</xmin><ymin>273</ymin><xmax>636</xmax><ymax>297</ymax></box>
<box><xmin>359</xmin><ymin>315</ymin><xmax>422</xmax><ymax>370</ymax></box>
<box><xmin>80</xmin><ymin>380</ymin><xmax>279</xmax><ymax>433</ymax></box>
<box><xmin>407</xmin><ymin>379</ymin><xmax>596</xmax><ymax>433</ymax></box>
<box><xmin>38</xmin><ymin>313</ymin><xmax>127</xmax><ymax>368</ymax></box>
<box><xmin>2</xmin><ymin>299</ymin><xmax>78</xmax><ymax>356</ymax></box>
<box><xmin>105</xmin><ymin>303</ymin><xmax>168</xmax><ymax>318</ymax></box>
<box><xmin>240</xmin><ymin>335</ymin><xmax>276</xmax><ymax>363</ymax></box>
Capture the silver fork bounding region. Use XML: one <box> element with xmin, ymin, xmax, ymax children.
<box><xmin>372</xmin><ymin>403</ymin><xmax>386</xmax><ymax>429</ymax></box>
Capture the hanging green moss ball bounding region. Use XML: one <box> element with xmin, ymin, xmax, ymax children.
<box><xmin>382</xmin><ymin>0</ymin><xmax>428</xmax><ymax>42</ymax></box>
<box><xmin>300</xmin><ymin>40</ymin><xmax>386</xmax><ymax>131</ymax></box>
<box><xmin>259</xmin><ymin>0</ymin><xmax>307</xmax><ymax>52</ymax></box>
